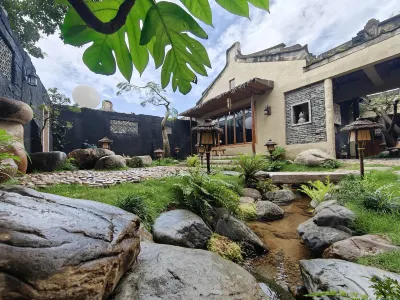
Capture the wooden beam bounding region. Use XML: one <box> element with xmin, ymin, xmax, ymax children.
<box><xmin>190</xmin><ymin>117</ymin><xmax>193</xmax><ymax>156</ymax></box>
<box><xmin>242</xmin><ymin>108</ymin><xmax>246</xmax><ymax>143</ymax></box>
<box><xmin>224</xmin><ymin>115</ymin><xmax>228</xmax><ymax>145</ymax></box>
<box><xmin>233</xmin><ymin>111</ymin><xmax>236</xmax><ymax>144</ymax></box>
<box><xmin>251</xmin><ymin>92</ymin><xmax>256</xmax><ymax>155</ymax></box>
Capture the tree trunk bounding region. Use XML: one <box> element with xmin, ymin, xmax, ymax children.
<box><xmin>380</xmin><ymin>111</ymin><xmax>400</xmax><ymax>135</ymax></box>
<box><xmin>161</xmin><ymin>107</ymin><xmax>170</xmax><ymax>157</ymax></box>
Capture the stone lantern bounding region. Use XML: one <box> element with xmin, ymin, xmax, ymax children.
<box><xmin>192</xmin><ymin>119</ymin><xmax>222</xmax><ymax>174</ymax></box>
<box><xmin>154</xmin><ymin>148</ymin><xmax>165</xmax><ymax>165</ymax></box>
<box><xmin>98</xmin><ymin>137</ymin><xmax>113</xmax><ymax>150</ymax></box>
<box><xmin>173</xmin><ymin>147</ymin><xmax>181</xmax><ymax>160</ymax></box>
<box><xmin>265</xmin><ymin>139</ymin><xmax>277</xmax><ymax>156</ymax></box>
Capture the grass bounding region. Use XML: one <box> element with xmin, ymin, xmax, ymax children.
<box><xmin>357</xmin><ymin>251</ymin><xmax>400</xmax><ymax>274</ymax></box>
<box><xmin>279</xmin><ymin>163</ymin><xmax>338</xmax><ymax>172</ymax></box>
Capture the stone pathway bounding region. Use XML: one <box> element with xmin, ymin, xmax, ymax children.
<box><xmin>339</xmin><ymin>158</ymin><xmax>400</xmax><ymax>167</ymax></box>
<box><xmin>19</xmin><ymin>166</ymin><xmax>185</xmax><ymax>188</ymax></box>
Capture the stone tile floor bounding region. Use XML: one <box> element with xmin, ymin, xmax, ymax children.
<box><xmin>19</xmin><ymin>166</ymin><xmax>186</xmax><ymax>188</ymax></box>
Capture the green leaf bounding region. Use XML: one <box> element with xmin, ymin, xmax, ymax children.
<box><xmin>180</xmin><ymin>0</ymin><xmax>213</xmax><ymax>26</ymax></box>
<box><xmin>141</xmin><ymin>1</ymin><xmax>209</xmax><ymax>94</ymax></box>
<box><xmin>248</xmin><ymin>0</ymin><xmax>270</xmax><ymax>11</ymax></box>
<box><xmin>216</xmin><ymin>0</ymin><xmax>249</xmax><ymax>18</ymax></box>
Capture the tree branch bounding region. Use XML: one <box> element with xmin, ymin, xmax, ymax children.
<box><xmin>67</xmin><ymin>0</ymin><xmax>136</xmax><ymax>34</ymax></box>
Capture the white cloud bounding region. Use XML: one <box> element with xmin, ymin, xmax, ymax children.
<box><xmin>31</xmin><ymin>0</ymin><xmax>400</xmax><ymax>116</ymax></box>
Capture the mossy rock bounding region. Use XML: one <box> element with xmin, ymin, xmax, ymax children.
<box><xmin>207</xmin><ymin>233</ymin><xmax>243</xmax><ymax>262</ymax></box>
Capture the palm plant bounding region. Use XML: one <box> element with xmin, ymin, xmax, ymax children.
<box><xmin>235</xmin><ymin>154</ymin><xmax>267</xmax><ymax>187</ymax></box>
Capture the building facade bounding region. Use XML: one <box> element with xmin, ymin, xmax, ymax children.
<box><xmin>181</xmin><ymin>15</ymin><xmax>400</xmax><ymax>159</ymax></box>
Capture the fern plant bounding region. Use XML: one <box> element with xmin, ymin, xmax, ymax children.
<box><xmin>235</xmin><ymin>154</ymin><xmax>267</xmax><ymax>187</ymax></box>
<box><xmin>299</xmin><ymin>177</ymin><xmax>335</xmax><ymax>204</ymax></box>
<box><xmin>186</xmin><ymin>155</ymin><xmax>200</xmax><ymax>168</ymax></box>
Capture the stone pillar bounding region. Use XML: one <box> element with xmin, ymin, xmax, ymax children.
<box><xmin>324</xmin><ymin>78</ymin><xmax>336</xmax><ymax>157</ymax></box>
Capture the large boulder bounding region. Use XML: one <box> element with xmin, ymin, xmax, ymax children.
<box><xmin>256</xmin><ymin>201</ymin><xmax>284</xmax><ymax>221</ymax></box>
<box><xmin>136</xmin><ymin>155</ymin><xmax>152</xmax><ymax>166</ymax></box>
<box><xmin>323</xmin><ymin>235</ymin><xmax>400</xmax><ymax>261</ymax></box>
<box><xmin>213</xmin><ymin>209</ymin><xmax>266</xmax><ymax>256</ymax></box>
<box><xmin>294</xmin><ymin>149</ymin><xmax>336</xmax><ymax>167</ymax></box>
<box><xmin>240</xmin><ymin>196</ymin><xmax>256</xmax><ymax>204</ymax></box>
<box><xmin>111</xmin><ymin>242</ymin><xmax>267</xmax><ymax>300</ymax></box>
<box><xmin>27</xmin><ymin>151</ymin><xmax>67</xmax><ymax>173</ymax></box>
<box><xmin>0</xmin><ymin>121</ymin><xmax>28</xmax><ymax>173</ymax></box>
<box><xmin>0</xmin><ymin>186</ymin><xmax>141</xmax><ymax>300</ymax></box>
<box><xmin>152</xmin><ymin>209</ymin><xmax>212</xmax><ymax>249</ymax></box>
<box><xmin>300</xmin><ymin>259</ymin><xmax>400</xmax><ymax>298</ymax></box>
<box><xmin>243</xmin><ymin>188</ymin><xmax>262</xmax><ymax>200</ymax></box>
<box><xmin>68</xmin><ymin>148</ymin><xmax>115</xmax><ymax>169</ymax></box>
<box><xmin>0</xmin><ymin>158</ymin><xmax>18</xmax><ymax>183</ymax></box>
<box><xmin>94</xmin><ymin>155</ymin><xmax>126</xmax><ymax>170</ymax></box>
<box><xmin>313</xmin><ymin>202</ymin><xmax>355</xmax><ymax>228</ymax></box>
<box><xmin>264</xmin><ymin>189</ymin><xmax>295</xmax><ymax>206</ymax></box>
<box><xmin>297</xmin><ymin>219</ymin><xmax>351</xmax><ymax>255</ymax></box>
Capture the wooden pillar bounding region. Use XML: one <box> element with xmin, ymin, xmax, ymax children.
<box><xmin>190</xmin><ymin>117</ymin><xmax>193</xmax><ymax>156</ymax></box>
<box><xmin>251</xmin><ymin>92</ymin><xmax>256</xmax><ymax>155</ymax></box>
<box><xmin>242</xmin><ymin>109</ymin><xmax>246</xmax><ymax>143</ymax></box>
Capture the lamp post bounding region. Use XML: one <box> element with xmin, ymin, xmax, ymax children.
<box><xmin>98</xmin><ymin>136</ymin><xmax>113</xmax><ymax>150</ymax></box>
<box><xmin>341</xmin><ymin>118</ymin><xmax>383</xmax><ymax>178</ymax></box>
<box><xmin>174</xmin><ymin>147</ymin><xmax>181</xmax><ymax>160</ymax></box>
<box><xmin>154</xmin><ymin>148</ymin><xmax>165</xmax><ymax>165</ymax></box>
<box><xmin>192</xmin><ymin>119</ymin><xmax>222</xmax><ymax>174</ymax></box>
<box><xmin>265</xmin><ymin>139</ymin><xmax>277</xmax><ymax>156</ymax></box>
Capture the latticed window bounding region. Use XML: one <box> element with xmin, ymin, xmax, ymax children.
<box><xmin>110</xmin><ymin>120</ymin><xmax>139</xmax><ymax>134</ymax></box>
<box><xmin>0</xmin><ymin>36</ymin><xmax>12</xmax><ymax>81</ymax></box>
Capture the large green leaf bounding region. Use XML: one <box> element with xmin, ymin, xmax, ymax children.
<box><xmin>248</xmin><ymin>0</ymin><xmax>270</xmax><ymax>11</ymax></box>
<box><xmin>140</xmin><ymin>1</ymin><xmax>209</xmax><ymax>94</ymax></box>
<box><xmin>216</xmin><ymin>0</ymin><xmax>269</xmax><ymax>17</ymax></box>
<box><xmin>180</xmin><ymin>0</ymin><xmax>213</xmax><ymax>26</ymax></box>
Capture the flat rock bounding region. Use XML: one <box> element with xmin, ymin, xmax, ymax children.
<box><xmin>300</xmin><ymin>259</ymin><xmax>400</xmax><ymax>298</ymax></box>
<box><xmin>256</xmin><ymin>201</ymin><xmax>284</xmax><ymax>221</ymax></box>
<box><xmin>213</xmin><ymin>209</ymin><xmax>266</xmax><ymax>256</ymax></box>
<box><xmin>27</xmin><ymin>151</ymin><xmax>67</xmax><ymax>173</ymax></box>
<box><xmin>111</xmin><ymin>242</ymin><xmax>266</xmax><ymax>300</ymax></box>
<box><xmin>323</xmin><ymin>235</ymin><xmax>399</xmax><ymax>261</ymax></box>
<box><xmin>94</xmin><ymin>155</ymin><xmax>126</xmax><ymax>170</ymax></box>
<box><xmin>297</xmin><ymin>219</ymin><xmax>351</xmax><ymax>255</ymax></box>
<box><xmin>240</xmin><ymin>196</ymin><xmax>256</xmax><ymax>204</ymax></box>
<box><xmin>136</xmin><ymin>155</ymin><xmax>152</xmax><ymax>166</ymax></box>
<box><xmin>0</xmin><ymin>186</ymin><xmax>141</xmax><ymax>300</ymax></box>
<box><xmin>222</xmin><ymin>171</ymin><xmax>241</xmax><ymax>176</ymax></box>
<box><xmin>294</xmin><ymin>149</ymin><xmax>336</xmax><ymax>167</ymax></box>
<box><xmin>314</xmin><ymin>200</ymin><xmax>338</xmax><ymax>213</ymax></box>
<box><xmin>152</xmin><ymin>209</ymin><xmax>212</xmax><ymax>249</ymax></box>
<box><xmin>68</xmin><ymin>148</ymin><xmax>115</xmax><ymax>169</ymax></box>
<box><xmin>243</xmin><ymin>188</ymin><xmax>262</xmax><ymax>200</ymax></box>
<box><xmin>313</xmin><ymin>203</ymin><xmax>355</xmax><ymax>228</ymax></box>
<box><xmin>264</xmin><ymin>189</ymin><xmax>294</xmax><ymax>206</ymax></box>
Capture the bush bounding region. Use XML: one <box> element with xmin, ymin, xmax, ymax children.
<box><xmin>128</xmin><ymin>157</ymin><xmax>144</xmax><ymax>168</ymax></box>
<box><xmin>174</xmin><ymin>168</ymin><xmax>240</xmax><ymax>223</ymax></box>
<box><xmin>55</xmin><ymin>158</ymin><xmax>78</xmax><ymax>171</ymax></box>
<box><xmin>152</xmin><ymin>157</ymin><xmax>177</xmax><ymax>166</ymax></box>
<box><xmin>299</xmin><ymin>177</ymin><xmax>335</xmax><ymax>204</ymax></box>
<box><xmin>270</xmin><ymin>146</ymin><xmax>286</xmax><ymax>161</ymax></box>
<box><xmin>264</xmin><ymin>160</ymin><xmax>284</xmax><ymax>171</ymax></box>
<box><xmin>207</xmin><ymin>233</ymin><xmax>243</xmax><ymax>262</ymax></box>
<box><xmin>186</xmin><ymin>155</ymin><xmax>200</xmax><ymax>167</ymax></box>
<box><xmin>235</xmin><ymin>154</ymin><xmax>267</xmax><ymax>186</ymax></box>
<box><xmin>322</xmin><ymin>159</ymin><xmax>341</xmax><ymax>169</ymax></box>
<box><xmin>115</xmin><ymin>194</ymin><xmax>154</xmax><ymax>228</ymax></box>
<box><xmin>256</xmin><ymin>179</ymin><xmax>278</xmax><ymax>194</ymax></box>
<box><xmin>237</xmin><ymin>203</ymin><xmax>257</xmax><ymax>221</ymax></box>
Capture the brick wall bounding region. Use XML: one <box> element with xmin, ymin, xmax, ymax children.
<box><xmin>285</xmin><ymin>82</ymin><xmax>327</xmax><ymax>145</ymax></box>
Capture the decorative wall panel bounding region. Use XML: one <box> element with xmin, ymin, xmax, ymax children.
<box><xmin>110</xmin><ymin>120</ymin><xmax>138</xmax><ymax>134</ymax></box>
<box><xmin>0</xmin><ymin>36</ymin><xmax>12</xmax><ymax>81</ymax></box>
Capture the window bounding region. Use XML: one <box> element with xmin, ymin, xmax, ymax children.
<box><xmin>229</xmin><ymin>78</ymin><xmax>235</xmax><ymax>90</ymax></box>
<box><xmin>0</xmin><ymin>37</ymin><xmax>12</xmax><ymax>81</ymax></box>
<box><xmin>211</xmin><ymin>106</ymin><xmax>252</xmax><ymax>146</ymax></box>
<box><xmin>291</xmin><ymin>101</ymin><xmax>311</xmax><ymax>125</ymax></box>
<box><xmin>110</xmin><ymin>120</ymin><xmax>138</xmax><ymax>134</ymax></box>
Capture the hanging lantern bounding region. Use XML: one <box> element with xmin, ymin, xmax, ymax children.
<box><xmin>25</xmin><ymin>68</ymin><xmax>39</xmax><ymax>87</ymax></box>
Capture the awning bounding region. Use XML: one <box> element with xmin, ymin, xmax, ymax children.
<box><xmin>180</xmin><ymin>78</ymin><xmax>274</xmax><ymax>118</ymax></box>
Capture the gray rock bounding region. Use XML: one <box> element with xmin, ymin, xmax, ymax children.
<box><xmin>152</xmin><ymin>209</ymin><xmax>212</xmax><ymax>249</ymax></box>
<box><xmin>94</xmin><ymin>155</ymin><xmax>127</xmax><ymax>170</ymax></box>
<box><xmin>300</xmin><ymin>259</ymin><xmax>400</xmax><ymax>299</ymax></box>
<box><xmin>213</xmin><ymin>210</ymin><xmax>266</xmax><ymax>256</ymax></box>
<box><xmin>313</xmin><ymin>203</ymin><xmax>355</xmax><ymax>228</ymax></box>
<box><xmin>240</xmin><ymin>196</ymin><xmax>256</xmax><ymax>204</ymax></box>
<box><xmin>310</xmin><ymin>199</ymin><xmax>319</xmax><ymax>209</ymax></box>
<box><xmin>314</xmin><ymin>200</ymin><xmax>338</xmax><ymax>214</ymax></box>
<box><xmin>137</xmin><ymin>155</ymin><xmax>152</xmax><ymax>166</ymax></box>
<box><xmin>323</xmin><ymin>234</ymin><xmax>400</xmax><ymax>261</ymax></box>
<box><xmin>111</xmin><ymin>242</ymin><xmax>266</xmax><ymax>300</ymax></box>
<box><xmin>294</xmin><ymin>149</ymin><xmax>336</xmax><ymax>167</ymax></box>
<box><xmin>0</xmin><ymin>186</ymin><xmax>141</xmax><ymax>300</ymax></box>
<box><xmin>256</xmin><ymin>201</ymin><xmax>284</xmax><ymax>221</ymax></box>
<box><xmin>255</xmin><ymin>171</ymin><xmax>270</xmax><ymax>179</ymax></box>
<box><xmin>27</xmin><ymin>151</ymin><xmax>67</xmax><ymax>173</ymax></box>
<box><xmin>0</xmin><ymin>158</ymin><xmax>18</xmax><ymax>183</ymax></box>
<box><xmin>264</xmin><ymin>189</ymin><xmax>295</xmax><ymax>206</ymax></box>
<box><xmin>297</xmin><ymin>219</ymin><xmax>351</xmax><ymax>255</ymax></box>
<box><xmin>222</xmin><ymin>171</ymin><xmax>241</xmax><ymax>176</ymax></box>
<box><xmin>68</xmin><ymin>148</ymin><xmax>115</xmax><ymax>169</ymax></box>
<box><xmin>243</xmin><ymin>188</ymin><xmax>262</xmax><ymax>200</ymax></box>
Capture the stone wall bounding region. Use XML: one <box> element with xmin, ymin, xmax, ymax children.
<box><xmin>285</xmin><ymin>82</ymin><xmax>327</xmax><ymax>145</ymax></box>
<box><xmin>0</xmin><ymin>7</ymin><xmax>50</xmax><ymax>153</ymax></box>
<box><xmin>59</xmin><ymin>107</ymin><xmax>196</xmax><ymax>159</ymax></box>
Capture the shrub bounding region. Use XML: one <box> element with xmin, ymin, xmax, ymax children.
<box><xmin>174</xmin><ymin>168</ymin><xmax>240</xmax><ymax>223</ymax></box>
<box><xmin>207</xmin><ymin>233</ymin><xmax>243</xmax><ymax>262</ymax></box>
<box><xmin>186</xmin><ymin>155</ymin><xmax>200</xmax><ymax>167</ymax></box>
<box><xmin>237</xmin><ymin>203</ymin><xmax>257</xmax><ymax>221</ymax></box>
<box><xmin>115</xmin><ymin>194</ymin><xmax>154</xmax><ymax>228</ymax></box>
<box><xmin>235</xmin><ymin>154</ymin><xmax>267</xmax><ymax>186</ymax></box>
<box><xmin>128</xmin><ymin>157</ymin><xmax>144</xmax><ymax>168</ymax></box>
<box><xmin>299</xmin><ymin>177</ymin><xmax>335</xmax><ymax>204</ymax></box>
<box><xmin>55</xmin><ymin>158</ymin><xmax>78</xmax><ymax>171</ymax></box>
<box><xmin>264</xmin><ymin>160</ymin><xmax>284</xmax><ymax>171</ymax></box>
<box><xmin>152</xmin><ymin>157</ymin><xmax>177</xmax><ymax>166</ymax></box>
<box><xmin>270</xmin><ymin>146</ymin><xmax>286</xmax><ymax>161</ymax></box>
<box><xmin>256</xmin><ymin>179</ymin><xmax>278</xmax><ymax>194</ymax></box>
<box><xmin>322</xmin><ymin>159</ymin><xmax>341</xmax><ymax>169</ymax></box>
<box><xmin>226</xmin><ymin>180</ymin><xmax>243</xmax><ymax>196</ymax></box>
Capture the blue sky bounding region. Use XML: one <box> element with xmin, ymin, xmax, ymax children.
<box><xmin>32</xmin><ymin>0</ymin><xmax>400</xmax><ymax>116</ymax></box>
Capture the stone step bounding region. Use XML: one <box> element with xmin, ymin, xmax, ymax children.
<box><xmin>209</xmin><ymin>155</ymin><xmax>238</xmax><ymax>160</ymax></box>
<box><xmin>264</xmin><ymin>171</ymin><xmax>356</xmax><ymax>184</ymax></box>
<box><xmin>209</xmin><ymin>159</ymin><xmax>235</xmax><ymax>165</ymax></box>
